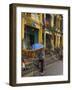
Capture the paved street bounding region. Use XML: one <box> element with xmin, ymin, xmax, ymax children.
<box><xmin>22</xmin><ymin>52</ymin><xmax>63</xmax><ymax>77</ymax></box>
<box><xmin>44</xmin><ymin>60</ymin><xmax>63</xmax><ymax>75</ymax></box>
<box><xmin>34</xmin><ymin>54</ymin><xmax>63</xmax><ymax>76</ymax></box>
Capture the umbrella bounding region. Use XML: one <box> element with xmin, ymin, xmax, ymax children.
<box><xmin>32</xmin><ymin>43</ymin><xmax>44</xmax><ymax>50</ymax></box>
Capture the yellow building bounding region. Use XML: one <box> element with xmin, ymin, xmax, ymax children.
<box><xmin>21</xmin><ymin>13</ymin><xmax>63</xmax><ymax>52</ymax></box>
<box><xmin>21</xmin><ymin>13</ymin><xmax>63</xmax><ymax>77</ymax></box>
<box><xmin>21</xmin><ymin>13</ymin><xmax>43</xmax><ymax>50</ymax></box>
<box><xmin>43</xmin><ymin>14</ymin><xmax>63</xmax><ymax>50</ymax></box>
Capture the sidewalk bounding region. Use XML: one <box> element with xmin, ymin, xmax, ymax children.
<box><xmin>44</xmin><ymin>60</ymin><xmax>63</xmax><ymax>75</ymax></box>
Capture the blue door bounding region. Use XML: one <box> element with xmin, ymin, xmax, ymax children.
<box><xmin>34</xmin><ymin>30</ymin><xmax>38</xmax><ymax>44</ymax></box>
<box><xmin>24</xmin><ymin>25</ymin><xmax>39</xmax><ymax>49</ymax></box>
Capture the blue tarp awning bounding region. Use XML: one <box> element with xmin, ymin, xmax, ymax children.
<box><xmin>32</xmin><ymin>43</ymin><xmax>44</xmax><ymax>50</ymax></box>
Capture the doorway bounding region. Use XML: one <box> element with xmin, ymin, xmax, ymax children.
<box><xmin>24</xmin><ymin>25</ymin><xmax>39</xmax><ymax>50</ymax></box>
<box><xmin>46</xmin><ymin>34</ymin><xmax>52</xmax><ymax>49</ymax></box>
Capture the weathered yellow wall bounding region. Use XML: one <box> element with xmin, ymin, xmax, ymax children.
<box><xmin>21</xmin><ymin>13</ymin><xmax>43</xmax><ymax>44</ymax></box>
<box><xmin>21</xmin><ymin>13</ymin><xmax>63</xmax><ymax>49</ymax></box>
<box><xmin>58</xmin><ymin>36</ymin><xmax>60</xmax><ymax>48</ymax></box>
<box><xmin>39</xmin><ymin>28</ymin><xmax>42</xmax><ymax>43</ymax></box>
<box><xmin>55</xmin><ymin>34</ymin><xmax>57</xmax><ymax>48</ymax></box>
<box><xmin>21</xmin><ymin>15</ymin><xmax>25</xmax><ymax>40</ymax></box>
<box><xmin>55</xmin><ymin>34</ymin><xmax>61</xmax><ymax>48</ymax></box>
<box><xmin>38</xmin><ymin>14</ymin><xmax>42</xmax><ymax>43</ymax></box>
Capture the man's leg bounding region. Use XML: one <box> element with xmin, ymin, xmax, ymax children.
<box><xmin>40</xmin><ymin>59</ymin><xmax>44</xmax><ymax>73</ymax></box>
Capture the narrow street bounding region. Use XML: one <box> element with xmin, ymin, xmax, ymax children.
<box><xmin>44</xmin><ymin>60</ymin><xmax>63</xmax><ymax>76</ymax></box>
<box><xmin>22</xmin><ymin>52</ymin><xmax>63</xmax><ymax>77</ymax></box>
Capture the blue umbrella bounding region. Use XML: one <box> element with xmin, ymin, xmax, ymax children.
<box><xmin>32</xmin><ymin>43</ymin><xmax>44</xmax><ymax>50</ymax></box>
